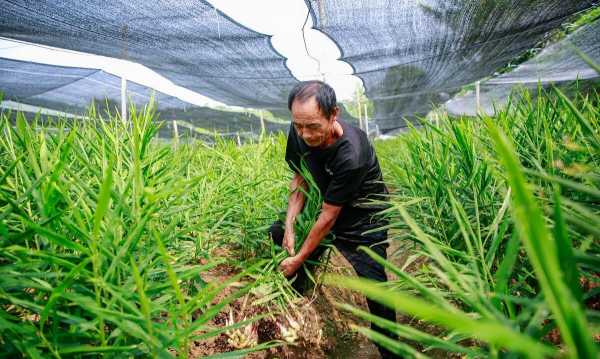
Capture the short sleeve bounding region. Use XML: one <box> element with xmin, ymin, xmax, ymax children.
<box><xmin>285</xmin><ymin>125</ymin><xmax>301</xmax><ymax>173</ymax></box>
<box><xmin>324</xmin><ymin>159</ymin><xmax>368</xmax><ymax>206</ymax></box>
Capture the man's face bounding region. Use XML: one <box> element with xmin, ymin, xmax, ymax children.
<box><xmin>291</xmin><ymin>97</ymin><xmax>334</xmax><ymax>148</ymax></box>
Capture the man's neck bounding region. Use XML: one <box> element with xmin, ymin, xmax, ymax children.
<box><xmin>321</xmin><ymin>121</ymin><xmax>343</xmax><ymax>148</ymax></box>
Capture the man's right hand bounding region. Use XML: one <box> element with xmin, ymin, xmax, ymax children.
<box><xmin>282</xmin><ymin>228</ymin><xmax>296</xmax><ymax>256</ymax></box>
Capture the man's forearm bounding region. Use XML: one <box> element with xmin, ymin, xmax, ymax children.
<box><xmin>279</xmin><ymin>201</ymin><xmax>341</xmax><ymax>277</ymax></box>
<box><xmin>285</xmin><ymin>190</ymin><xmax>304</xmax><ymax>229</ymax></box>
<box><xmin>296</xmin><ymin>209</ymin><xmax>337</xmax><ymax>262</ymax></box>
<box><xmin>284</xmin><ymin>174</ymin><xmax>306</xmax><ymax>230</ymax></box>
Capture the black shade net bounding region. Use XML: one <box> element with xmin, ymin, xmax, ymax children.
<box><xmin>306</xmin><ymin>0</ymin><xmax>596</xmax><ymax>131</ymax></box>
<box><xmin>2</xmin><ymin>0</ymin><xmax>596</xmax><ymax>134</ymax></box>
<box><xmin>0</xmin><ymin>0</ymin><xmax>299</xmax><ymax>110</ymax></box>
<box><xmin>447</xmin><ymin>18</ymin><xmax>600</xmax><ymax>116</ymax></box>
<box><xmin>0</xmin><ymin>57</ymin><xmax>188</xmax><ymax>110</ymax></box>
<box><xmin>0</xmin><ymin>57</ymin><xmax>97</xmax><ymax>98</ymax></box>
<box><xmin>0</xmin><ymin>57</ymin><xmax>292</xmax><ymax>137</ymax></box>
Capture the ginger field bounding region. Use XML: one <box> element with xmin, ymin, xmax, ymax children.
<box><xmin>1</xmin><ymin>87</ymin><xmax>599</xmax><ymax>358</ymax></box>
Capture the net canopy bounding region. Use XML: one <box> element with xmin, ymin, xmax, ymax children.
<box><xmin>1</xmin><ymin>1</ymin><xmax>597</xmax><ymax>134</ymax></box>
<box><xmin>0</xmin><ymin>52</ymin><xmax>357</xmax><ymax>133</ymax></box>
<box><xmin>0</xmin><ymin>57</ymin><xmax>187</xmax><ymax>112</ymax></box>
<box><xmin>0</xmin><ymin>57</ymin><xmax>296</xmax><ymax>139</ymax></box>
<box><xmin>0</xmin><ymin>0</ymin><xmax>299</xmax><ymax>110</ymax></box>
<box><xmin>0</xmin><ymin>56</ymin><xmax>294</xmax><ymax>137</ymax></box>
<box><xmin>306</xmin><ymin>0</ymin><xmax>596</xmax><ymax>132</ymax></box>
<box><xmin>447</xmin><ymin>18</ymin><xmax>600</xmax><ymax>116</ymax></box>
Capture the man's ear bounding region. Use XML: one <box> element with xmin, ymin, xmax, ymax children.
<box><xmin>331</xmin><ymin>106</ymin><xmax>340</xmax><ymax>121</ymax></box>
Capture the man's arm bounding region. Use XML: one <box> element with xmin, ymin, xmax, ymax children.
<box><xmin>282</xmin><ymin>173</ymin><xmax>306</xmax><ymax>255</ymax></box>
<box><xmin>279</xmin><ymin>202</ymin><xmax>342</xmax><ymax>277</ymax></box>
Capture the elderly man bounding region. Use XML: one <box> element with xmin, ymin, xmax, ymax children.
<box><xmin>268</xmin><ymin>80</ymin><xmax>397</xmax><ymax>358</ymax></box>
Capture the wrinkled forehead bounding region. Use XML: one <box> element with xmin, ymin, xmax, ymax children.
<box><xmin>291</xmin><ymin>97</ymin><xmax>327</xmax><ymax>120</ymax></box>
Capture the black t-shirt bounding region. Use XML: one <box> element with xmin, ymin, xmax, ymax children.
<box><xmin>285</xmin><ymin>119</ymin><xmax>388</xmax><ymax>244</ymax></box>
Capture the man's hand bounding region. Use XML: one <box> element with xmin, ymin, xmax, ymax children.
<box><xmin>279</xmin><ymin>255</ymin><xmax>303</xmax><ymax>277</ymax></box>
<box><xmin>282</xmin><ymin>228</ymin><xmax>296</xmax><ymax>256</ymax></box>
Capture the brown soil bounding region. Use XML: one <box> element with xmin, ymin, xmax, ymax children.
<box><xmin>188</xmin><ymin>237</ymin><xmax>600</xmax><ymax>358</ymax></box>
<box><xmin>187</xmin><ymin>244</ymin><xmax>388</xmax><ymax>358</ymax></box>
<box><xmin>186</xmin><ymin>239</ymin><xmax>478</xmax><ymax>358</ymax></box>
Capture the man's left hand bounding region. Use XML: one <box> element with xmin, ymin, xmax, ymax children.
<box><xmin>279</xmin><ymin>256</ymin><xmax>303</xmax><ymax>277</ymax></box>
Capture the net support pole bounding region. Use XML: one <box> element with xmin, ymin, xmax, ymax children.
<box><xmin>172</xmin><ymin>120</ymin><xmax>179</xmax><ymax>148</ymax></box>
<box><xmin>364</xmin><ymin>103</ymin><xmax>369</xmax><ymax>136</ymax></box>
<box><xmin>260</xmin><ymin>110</ymin><xmax>265</xmax><ymax>136</ymax></box>
<box><xmin>237</xmin><ymin>133</ymin><xmax>241</xmax><ymax>146</ymax></box>
<box><xmin>120</xmin><ymin>76</ymin><xmax>127</xmax><ymax>124</ymax></box>
<box><xmin>120</xmin><ymin>25</ymin><xmax>129</xmax><ymax>125</ymax></box>
<box><xmin>475</xmin><ymin>80</ymin><xmax>481</xmax><ymax>115</ymax></box>
<box><xmin>356</xmin><ymin>87</ymin><xmax>362</xmax><ymax>131</ymax></box>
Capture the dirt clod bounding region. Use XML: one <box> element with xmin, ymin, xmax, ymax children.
<box><xmin>257</xmin><ymin>319</ymin><xmax>280</xmax><ymax>343</ymax></box>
